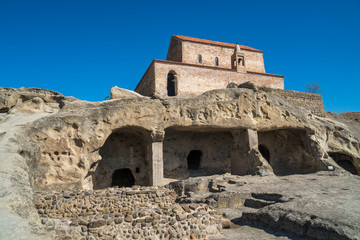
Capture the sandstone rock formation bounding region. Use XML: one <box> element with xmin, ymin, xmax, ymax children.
<box><xmin>110</xmin><ymin>86</ymin><xmax>145</xmax><ymax>100</ymax></box>
<box><xmin>22</xmin><ymin>86</ymin><xmax>359</xmax><ymax>191</ymax></box>
<box><xmin>171</xmin><ymin>173</ymin><xmax>360</xmax><ymax>240</ymax></box>
<box><xmin>0</xmin><ymin>86</ymin><xmax>359</xmax><ymax>239</ymax></box>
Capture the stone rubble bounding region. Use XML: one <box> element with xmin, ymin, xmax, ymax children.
<box><xmin>34</xmin><ymin>186</ymin><xmax>226</xmax><ymax>240</ymax></box>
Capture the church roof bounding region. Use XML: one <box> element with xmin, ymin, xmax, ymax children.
<box><xmin>173</xmin><ymin>35</ymin><xmax>263</xmax><ymax>53</ymax></box>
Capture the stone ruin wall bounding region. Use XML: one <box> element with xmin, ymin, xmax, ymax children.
<box><xmin>34</xmin><ymin>186</ymin><xmax>225</xmax><ymax>239</ymax></box>
<box><xmin>272</xmin><ymin>89</ymin><xmax>325</xmax><ymax>117</ymax></box>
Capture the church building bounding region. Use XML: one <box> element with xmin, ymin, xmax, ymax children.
<box><xmin>135</xmin><ymin>35</ymin><xmax>284</xmax><ymax>97</ymax></box>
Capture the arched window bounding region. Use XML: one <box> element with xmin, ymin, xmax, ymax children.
<box><xmin>215</xmin><ymin>57</ymin><xmax>219</xmax><ymax>66</ymax></box>
<box><xmin>238</xmin><ymin>57</ymin><xmax>244</xmax><ymax>66</ymax></box>
<box><xmin>198</xmin><ymin>54</ymin><xmax>202</xmax><ymax>64</ymax></box>
<box><xmin>167</xmin><ymin>71</ymin><xmax>177</xmax><ymax>96</ymax></box>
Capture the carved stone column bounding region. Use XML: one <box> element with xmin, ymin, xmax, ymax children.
<box><xmin>147</xmin><ymin>130</ymin><xmax>164</xmax><ymax>186</ymax></box>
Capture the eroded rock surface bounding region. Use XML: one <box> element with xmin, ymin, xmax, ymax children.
<box><xmin>0</xmin><ymin>86</ymin><xmax>359</xmax><ymax>239</ymax></box>
<box><xmin>12</xmin><ymin>87</ymin><xmax>358</xmax><ymax>191</ymax></box>
<box><xmin>110</xmin><ymin>86</ymin><xmax>145</xmax><ymax>100</ymax></box>
<box><xmin>170</xmin><ymin>173</ymin><xmax>360</xmax><ymax>240</ymax></box>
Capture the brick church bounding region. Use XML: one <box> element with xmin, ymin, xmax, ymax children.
<box><xmin>135</xmin><ymin>35</ymin><xmax>284</xmax><ymax>97</ymax></box>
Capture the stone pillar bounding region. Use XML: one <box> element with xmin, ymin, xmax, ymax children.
<box><xmin>231</xmin><ymin>129</ymin><xmax>258</xmax><ymax>175</ymax></box>
<box><xmin>150</xmin><ymin>141</ymin><xmax>163</xmax><ymax>186</ymax></box>
<box><xmin>147</xmin><ymin>131</ymin><xmax>164</xmax><ymax>186</ymax></box>
<box><xmin>247</xmin><ymin>129</ymin><xmax>258</xmax><ymax>150</ymax></box>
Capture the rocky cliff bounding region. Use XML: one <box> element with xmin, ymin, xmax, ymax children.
<box><xmin>0</xmin><ymin>86</ymin><xmax>359</xmax><ymax>239</ymax></box>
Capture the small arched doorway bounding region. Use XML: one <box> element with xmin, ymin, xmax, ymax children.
<box><xmin>167</xmin><ymin>72</ymin><xmax>177</xmax><ymax>96</ymax></box>
<box><xmin>111</xmin><ymin>168</ymin><xmax>135</xmax><ymax>187</ymax></box>
<box><xmin>187</xmin><ymin>150</ymin><xmax>202</xmax><ymax>170</ymax></box>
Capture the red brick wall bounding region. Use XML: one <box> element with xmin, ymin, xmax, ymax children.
<box><xmin>152</xmin><ymin>61</ymin><xmax>283</xmax><ymax>97</ymax></box>
<box><xmin>181</xmin><ymin>41</ymin><xmax>265</xmax><ymax>73</ymax></box>
<box><xmin>166</xmin><ymin>38</ymin><xmax>182</xmax><ymax>62</ymax></box>
<box><xmin>135</xmin><ymin>62</ymin><xmax>156</xmax><ymax>96</ymax></box>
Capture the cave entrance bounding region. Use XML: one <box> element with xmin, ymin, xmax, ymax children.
<box><xmin>258</xmin><ymin>144</ymin><xmax>270</xmax><ymax>163</ymax></box>
<box><xmin>91</xmin><ymin>127</ymin><xmax>149</xmax><ymax>190</ymax></box>
<box><xmin>163</xmin><ymin>129</ymin><xmax>233</xmax><ymax>179</ymax></box>
<box><xmin>257</xmin><ymin>129</ymin><xmax>317</xmax><ymax>175</ymax></box>
<box><xmin>111</xmin><ymin>168</ymin><xmax>135</xmax><ymax>187</ymax></box>
<box><xmin>328</xmin><ymin>152</ymin><xmax>358</xmax><ymax>175</ymax></box>
<box><xmin>187</xmin><ymin>150</ymin><xmax>202</xmax><ymax>170</ymax></box>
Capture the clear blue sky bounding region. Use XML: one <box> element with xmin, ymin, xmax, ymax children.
<box><xmin>1</xmin><ymin>0</ymin><xmax>359</xmax><ymax>112</ymax></box>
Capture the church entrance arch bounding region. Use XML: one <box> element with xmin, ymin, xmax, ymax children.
<box><xmin>167</xmin><ymin>71</ymin><xmax>177</xmax><ymax>96</ymax></box>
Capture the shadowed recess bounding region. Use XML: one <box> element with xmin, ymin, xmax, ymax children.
<box><xmin>328</xmin><ymin>152</ymin><xmax>358</xmax><ymax>175</ymax></box>
<box><xmin>111</xmin><ymin>168</ymin><xmax>135</xmax><ymax>187</ymax></box>
<box><xmin>187</xmin><ymin>150</ymin><xmax>202</xmax><ymax>170</ymax></box>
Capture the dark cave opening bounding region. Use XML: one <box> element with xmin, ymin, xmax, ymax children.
<box><xmin>187</xmin><ymin>150</ymin><xmax>202</xmax><ymax>170</ymax></box>
<box><xmin>258</xmin><ymin>144</ymin><xmax>270</xmax><ymax>163</ymax></box>
<box><xmin>328</xmin><ymin>152</ymin><xmax>358</xmax><ymax>175</ymax></box>
<box><xmin>111</xmin><ymin>168</ymin><xmax>135</xmax><ymax>187</ymax></box>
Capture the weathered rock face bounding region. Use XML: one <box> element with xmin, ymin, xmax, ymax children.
<box><xmin>110</xmin><ymin>86</ymin><xmax>144</xmax><ymax>100</ymax></box>
<box><xmin>0</xmin><ymin>86</ymin><xmax>359</xmax><ymax>239</ymax></box>
<box><xmin>0</xmin><ymin>87</ymin><xmax>65</xmax><ymax>114</ymax></box>
<box><xmin>258</xmin><ymin>128</ymin><xmax>318</xmax><ymax>175</ymax></box>
<box><xmin>0</xmin><ymin>88</ymin><xmax>18</xmax><ymax>113</ymax></box>
<box><xmin>171</xmin><ymin>173</ymin><xmax>360</xmax><ymax>240</ymax></box>
<box><xmin>164</xmin><ymin>130</ymin><xmax>233</xmax><ymax>179</ymax></box>
<box><xmin>0</xmin><ymin>86</ymin><xmax>357</xmax><ymax>192</ymax></box>
<box><xmin>92</xmin><ymin>129</ymin><xmax>149</xmax><ymax>189</ymax></box>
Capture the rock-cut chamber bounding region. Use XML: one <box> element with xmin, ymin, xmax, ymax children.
<box><xmin>258</xmin><ymin>128</ymin><xmax>317</xmax><ymax>175</ymax></box>
<box><xmin>163</xmin><ymin>129</ymin><xmax>233</xmax><ymax>179</ymax></box>
<box><xmin>92</xmin><ymin>128</ymin><xmax>149</xmax><ymax>189</ymax></box>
